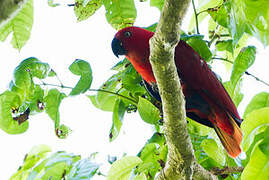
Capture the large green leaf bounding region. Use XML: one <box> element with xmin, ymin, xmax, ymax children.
<box><xmin>186</xmin><ymin>37</ymin><xmax>212</xmax><ymax>62</ymax></box>
<box><xmin>66</xmin><ymin>158</ymin><xmax>100</xmax><ymax>179</ymax></box>
<box><xmin>241</xmin><ymin>141</ymin><xmax>269</xmax><ymax>180</ymax></box>
<box><xmin>107</xmin><ymin>156</ymin><xmax>142</xmax><ymax>180</ymax></box>
<box><xmin>44</xmin><ymin>89</ymin><xmax>70</xmax><ymax>138</ymax></box>
<box><xmin>137</xmin><ymin>97</ymin><xmax>160</xmax><ymax>125</ymax></box>
<box><xmin>74</xmin><ymin>0</ymin><xmax>103</xmax><ymax>21</ymax></box>
<box><xmin>150</xmin><ymin>0</ymin><xmax>164</xmax><ymax>11</ymax></box>
<box><xmin>230</xmin><ymin>46</ymin><xmax>256</xmax><ymax>87</ymax></box>
<box><xmin>241</xmin><ymin>107</ymin><xmax>269</xmax><ymax>152</ymax></box>
<box><xmin>0</xmin><ymin>91</ymin><xmax>29</xmax><ymax>134</ymax></box>
<box><xmin>201</xmin><ymin>138</ymin><xmax>225</xmax><ymax>166</ymax></box>
<box><xmin>11</xmin><ymin>57</ymin><xmax>50</xmax><ymax>102</ymax></box>
<box><xmin>0</xmin><ymin>0</ymin><xmax>33</xmax><ymax>50</ymax></box>
<box><xmin>244</xmin><ymin>92</ymin><xmax>269</xmax><ymax>119</ymax></box>
<box><xmin>69</xmin><ymin>59</ymin><xmax>92</xmax><ymax>96</ymax></box>
<box><xmin>258</xmin><ymin>127</ymin><xmax>269</xmax><ymax>158</ymax></box>
<box><xmin>103</xmin><ymin>0</ymin><xmax>137</xmax><ymax>30</ymax></box>
<box><xmin>109</xmin><ymin>99</ymin><xmax>126</xmax><ymax>141</ymax></box>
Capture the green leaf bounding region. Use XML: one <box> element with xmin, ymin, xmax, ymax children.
<box><xmin>189</xmin><ymin>0</ymin><xmax>221</xmax><ymax>31</ymax></box>
<box><xmin>109</xmin><ymin>99</ymin><xmax>126</xmax><ymax>142</ymax></box>
<box><xmin>69</xmin><ymin>59</ymin><xmax>93</xmax><ymax>96</ymax></box>
<box><xmin>23</xmin><ymin>145</ymin><xmax>52</xmax><ymax>170</ymax></box>
<box><xmin>0</xmin><ymin>0</ymin><xmax>33</xmax><ymax>50</ymax></box>
<box><xmin>0</xmin><ymin>91</ymin><xmax>29</xmax><ymax>134</ymax></box>
<box><xmin>48</xmin><ymin>0</ymin><xmax>60</xmax><ymax>7</ymax></box>
<box><xmin>259</xmin><ymin>127</ymin><xmax>269</xmax><ymax>158</ymax></box>
<box><xmin>88</xmin><ymin>74</ymin><xmax>121</xmax><ymax>112</ymax></box>
<box><xmin>201</xmin><ymin>139</ymin><xmax>225</xmax><ymax>166</ymax></box>
<box><xmin>223</xmin><ymin>81</ymin><xmax>244</xmax><ymax>107</ymax></box>
<box><xmin>231</xmin><ymin>0</ymin><xmax>269</xmax><ymax>46</ymax></box>
<box><xmin>66</xmin><ymin>158</ymin><xmax>100</xmax><ymax>179</ymax></box>
<box><xmin>244</xmin><ymin>92</ymin><xmax>269</xmax><ymax>119</ymax></box>
<box><xmin>230</xmin><ymin>46</ymin><xmax>256</xmax><ymax>86</ymax></box>
<box><xmin>186</xmin><ymin>38</ymin><xmax>212</xmax><ymax>62</ymax></box>
<box><xmin>137</xmin><ymin>143</ymin><xmax>166</xmax><ymax>179</ymax></box>
<box><xmin>44</xmin><ymin>89</ymin><xmax>67</xmax><ymax>133</ymax></box>
<box><xmin>11</xmin><ymin>57</ymin><xmax>51</xmax><ymax>102</ymax></box>
<box><xmin>103</xmin><ymin>0</ymin><xmax>137</xmax><ymax>30</ymax></box>
<box><xmin>208</xmin><ymin>3</ymin><xmax>229</xmax><ymax>28</ymax></box>
<box><xmin>107</xmin><ymin>156</ymin><xmax>142</xmax><ymax>180</ymax></box>
<box><xmin>241</xmin><ymin>107</ymin><xmax>269</xmax><ymax>152</ymax></box>
<box><xmin>137</xmin><ymin>97</ymin><xmax>160</xmax><ymax>125</ymax></box>
<box><xmin>215</xmin><ymin>40</ymin><xmax>233</xmax><ymax>52</ymax></box>
<box><xmin>74</xmin><ymin>0</ymin><xmax>102</xmax><ymax>21</ymax></box>
<box><xmin>150</xmin><ymin>0</ymin><xmax>164</xmax><ymax>11</ymax></box>
<box><xmin>28</xmin><ymin>85</ymin><xmax>45</xmax><ymax>114</ymax></box>
<box><xmin>241</xmin><ymin>141</ymin><xmax>269</xmax><ymax>180</ymax></box>
<box><xmin>29</xmin><ymin>151</ymin><xmax>81</xmax><ymax>180</ymax></box>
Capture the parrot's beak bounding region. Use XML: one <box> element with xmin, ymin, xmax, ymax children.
<box><xmin>111</xmin><ymin>37</ymin><xmax>127</xmax><ymax>58</ymax></box>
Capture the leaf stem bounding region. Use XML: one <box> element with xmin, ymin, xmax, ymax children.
<box><xmin>39</xmin><ymin>82</ymin><xmax>138</xmax><ymax>104</ymax></box>
<box><xmin>192</xmin><ymin>0</ymin><xmax>200</xmax><ymax>34</ymax></box>
<box><xmin>212</xmin><ymin>57</ymin><xmax>269</xmax><ymax>87</ymax></box>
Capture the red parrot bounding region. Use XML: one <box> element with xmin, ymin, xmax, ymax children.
<box><xmin>111</xmin><ymin>26</ymin><xmax>242</xmax><ymax>158</ymax></box>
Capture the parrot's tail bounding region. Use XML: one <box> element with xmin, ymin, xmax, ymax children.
<box><xmin>213</xmin><ymin>116</ymin><xmax>242</xmax><ymax>158</ymax></box>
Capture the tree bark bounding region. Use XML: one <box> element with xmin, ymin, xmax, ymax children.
<box><xmin>149</xmin><ymin>0</ymin><xmax>217</xmax><ymax>179</ymax></box>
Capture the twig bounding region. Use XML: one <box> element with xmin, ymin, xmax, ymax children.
<box><xmin>212</xmin><ymin>57</ymin><xmax>269</xmax><ymax>88</ymax></box>
<box><xmin>39</xmin><ymin>82</ymin><xmax>138</xmax><ymax>104</ymax></box>
<box><xmin>192</xmin><ymin>0</ymin><xmax>200</xmax><ymax>34</ymax></box>
<box><xmin>210</xmin><ymin>166</ymin><xmax>244</xmax><ymax>176</ymax></box>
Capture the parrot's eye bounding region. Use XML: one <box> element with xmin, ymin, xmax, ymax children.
<box><xmin>124</xmin><ymin>31</ymin><xmax>132</xmax><ymax>38</ymax></box>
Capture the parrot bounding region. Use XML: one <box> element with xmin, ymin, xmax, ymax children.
<box><xmin>111</xmin><ymin>26</ymin><xmax>242</xmax><ymax>158</ymax></box>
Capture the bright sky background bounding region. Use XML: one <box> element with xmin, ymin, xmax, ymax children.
<box><xmin>0</xmin><ymin>0</ymin><xmax>268</xmax><ymax>179</ymax></box>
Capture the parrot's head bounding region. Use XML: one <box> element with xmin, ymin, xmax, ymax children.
<box><xmin>111</xmin><ymin>26</ymin><xmax>154</xmax><ymax>58</ymax></box>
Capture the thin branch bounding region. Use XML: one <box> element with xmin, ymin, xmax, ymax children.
<box><xmin>192</xmin><ymin>0</ymin><xmax>200</xmax><ymax>34</ymax></box>
<box><xmin>210</xmin><ymin>166</ymin><xmax>244</xmax><ymax>176</ymax></box>
<box><xmin>149</xmin><ymin>0</ymin><xmax>217</xmax><ymax>179</ymax></box>
<box><xmin>39</xmin><ymin>83</ymin><xmax>138</xmax><ymax>104</ymax></box>
<box><xmin>212</xmin><ymin>57</ymin><xmax>269</xmax><ymax>88</ymax></box>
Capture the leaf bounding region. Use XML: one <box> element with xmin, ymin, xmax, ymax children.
<box><xmin>244</xmin><ymin>92</ymin><xmax>269</xmax><ymax>119</ymax></box>
<box><xmin>88</xmin><ymin>74</ymin><xmax>121</xmax><ymax>112</ymax></box>
<box><xmin>103</xmin><ymin>0</ymin><xmax>137</xmax><ymax>30</ymax></box>
<box><xmin>0</xmin><ymin>0</ymin><xmax>33</xmax><ymax>50</ymax></box>
<box><xmin>109</xmin><ymin>99</ymin><xmax>126</xmax><ymax>141</ymax></box>
<box><xmin>258</xmin><ymin>127</ymin><xmax>269</xmax><ymax>158</ymax></box>
<box><xmin>23</xmin><ymin>145</ymin><xmax>52</xmax><ymax>170</ymax></box>
<box><xmin>208</xmin><ymin>3</ymin><xmax>229</xmax><ymax>29</ymax></box>
<box><xmin>241</xmin><ymin>107</ymin><xmax>269</xmax><ymax>152</ymax></box>
<box><xmin>11</xmin><ymin>57</ymin><xmax>51</xmax><ymax>102</ymax></box>
<box><xmin>66</xmin><ymin>158</ymin><xmax>100</xmax><ymax>179</ymax></box>
<box><xmin>107</xmin><ymin>156</ymin><xmax>142</xmax><ymax>180</ymax></box>
<box><xmin>48</xmin><ymin>0</ymin><xmax>60</xmax><ymax>7</ymax></box>
<box><xmin>189</xmin><ymin>0</ymin><xmax>221</xmax><ymax>31</ymax></box>
<box><xmin>230</xmin><ymin>46</ymin><xmax>256</xmax><ymax>87</ymax></box>
<box><xmin>150</xmin><ymin>0</ymin><xmax>164</xmax><ymax>11</ymax></box>
<box><xmin>44</xmin><ymin>89</ymin><xmax>67</xmax><ymax>130</ymax></box>
<box><xmin>0</xmin><ymin>91</ymin><xmax>29</xmax><ymax>134</ymax></box>
<box><xmin>69</xmin><ymin>59</ymin><xmax>93</xmax><ymax>96</ymax></box>
<box><xmin>215</xmin><ymin>39</ymin><xmax>233</xmax><ymax>52</ymax></box>
<box><xmin>241</xmin><ymin>141</ymin><xmax>269</xmax><ymax>180</ymax></box>
<box><xmin>74</xmin><ymin>0</ymin><xmax>103</xmax><ymax>21</ymax></box>
<box><xmin>223</xmin><ymin>81</ymin><xmax>244</xmax><ymax>107</ymax></box>
<box><xmin>186</xmin><ymin>38</ymin><xmax>212</xmax><ymax>62</ymax></box>
<box><xmin>201</xmin><ymin>139</ymin><xmax>225</xmax><ymax>166</ymax></box>
<box><xmin>137</xmin><ymin>97</ymin><xmax>160</xmax><ymax>125</ymax></box>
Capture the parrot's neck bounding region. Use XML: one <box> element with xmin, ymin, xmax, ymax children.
<box><xmin>126</xmin><ymin>55</ymin><xmax>156</xmax><ymax>84</ymax></box>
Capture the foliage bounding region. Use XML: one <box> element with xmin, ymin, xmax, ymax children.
<box><xmin>10</xmin><ymin>145</ymin><xmax>100</xmax><ymax>180</ymax></box>
<box><xmin>1</xmin><ymin>0</ymin><xmax>269</xmax><ymax>179</ymax></box>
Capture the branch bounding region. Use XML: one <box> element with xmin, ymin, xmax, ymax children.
<box><xmin>210</xmin><ymin>166</ymin><xmax>244</xmax><ymax>176</ymax></box>
<box><xmin>149</xmin><ymin>0</ymin><xmax>217</xmax><ymax>179</ymax></box>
